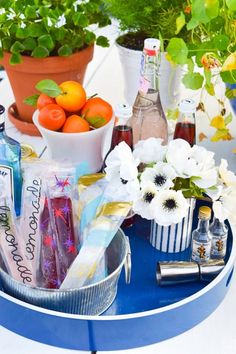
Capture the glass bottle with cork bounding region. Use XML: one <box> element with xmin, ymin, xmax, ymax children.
<box><xmin>0</xmin><ymin>105</ymin><xmax>22</xmax><ymax>216</ymax></box>
<box><xmin>173</xmin><ymin>98</ymin><xmax>196</xmax><ymax>146</ymax></box>
<box><xmin>210</xmin><ymin>217</ymin><xmax>228</xmax><ymax>259</ymax></box>
<box><xmin>191</xmin><ymin>206</ymin><xmax>212</xmax><ymax>263</ymax></box>
<box><xmin>129</xmin><ymin>38</ymin><xmax>168</xmax><ymax>145</ymax></box>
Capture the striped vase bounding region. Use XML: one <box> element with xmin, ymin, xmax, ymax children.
<box><xmin>150</xmin><ymin>199</ymin><xmax>196</xmax><ymax>253</ymax></box>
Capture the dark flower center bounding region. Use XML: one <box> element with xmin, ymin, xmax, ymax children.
<box><xmin>144</xmin><ymin>192</ymin><xmax>155</xmax><ymax>203</ymax></box>
<box><xmin>154</xmin><ymin>174</ymin><xmax>166</xmax><ymax>187</ymax></box>
<box><xmin>163</xmin><ymin>198</ymin><xmax>177</xmax><ymax>211</ymax></box>
<box><xmin>120</xmin><ymin>178</ymin><xmax>128</xmax><ymax>184</ymax></box>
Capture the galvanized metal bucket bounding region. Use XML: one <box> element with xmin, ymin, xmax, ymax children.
<box><xmin>0</xmin><ymin>229</ymin><xmax>131</xmax><ymax>315</ymax></box>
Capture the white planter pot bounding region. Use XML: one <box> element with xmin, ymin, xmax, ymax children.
<box><xmin>150</xmin><ymin>198</ymin><xmax>196</xmax><ymax>253</ymax></box>
<box><xmin>116</xmin><ymin>42</ymin><xmax>183</xmax><ymax>112</ymax></box>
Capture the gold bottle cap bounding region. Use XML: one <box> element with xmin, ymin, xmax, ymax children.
<box><xmin>199</xmin><ymin>206</ymin><xmax>211</xmax><ymax>219</ymax></box>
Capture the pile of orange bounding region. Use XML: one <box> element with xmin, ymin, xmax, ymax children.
<box><xmin>37</xmin><ymin>81</ymin><xmax>113</xmax><ymax>133</ymax></box>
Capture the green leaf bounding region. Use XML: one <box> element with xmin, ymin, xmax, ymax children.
<box><xmin>23</xmin><ymin>94</ymin><xmax>40</xmax><ymax>106</ymax></box>
<box><xmin>226</xmin><ymin>0</ymin><xmax>236</xmax><ymax>11</ymax></box>
<box><xmin>35</xmin><ymin>79</ymin><xmax>62</xmax><ymax>97</ymax></box>
<box><xmin>73</xmin><ymin>13</ymin><xmax>89</xmax><ymax>27</ymax></box>
<box><xmin>166</xmin><ymin>38</ymin><xmax>188</xmax><ymax>65</ymax></box>
<box><xmin>225</xmin><ymin>113</ymin><xmax>233</xmax><ymax>126</ymax></box>
<box><xmin>187</xmin><ymin>18</ymin><xmax>199</xmax><ymax>30</ymax></box>
<box><xmin>0</xmin><ymin>47</ymin><xmax>3</xmax><ymax>59</ymax></box>
<box><xmin>213</xmin><ymin>34</ymin><xmax>230</xmax><ymax>51</ymax></box>
<box><xmin>204</xmin><ymin>68</ymin><xmax>212</xmax><ymax>86</ymax></box>
<box><xmin>58</xmin><ymin>45</ymin><xmax>72</xmax><ymax>56</ymax></box>
<box><xmin>16</xmin><ymin>27</ymin><xmax>28</xmax><ymax>39</ymax></box>
<box><xmin>25</xmin><ymin>5</ymin><xmax>38</xmax><ymax>19</ymax></box>
<box><xmin>10</xmin><ymin>52</ymin><xmax>22</xmax><ymax>65</ymax></box>
<box><xmin>53</xmin><ymin>27</ymin><xmax>66</xmax><ymax>41</ymax></box>
<box><xmin>85</xmin><ymin>115</ymin><xmax>107</xmax><ymax>128</ymax></box>
<box><xmin>187</xmin><ymin>58</ymin><xmax>195</xmax><ymax>73</ymax></box>
<box><xmin>205</xmin><ymin>83</ymin><xmax>215</xmax><ymax>95</ymax></box>
<box><xmin>32</xmin><ymin>46</ymin><xmax>49</xmax><ymax>58</ymax></box>
<box><xmin>182</xmin><ymin>73</ymin><xmax>204</xmax><ymax>89</ymax></box>
<box><xmin>10</xmin><ymin>41</ymin><xmax>25</xmax><ymax>53</ymax></box>
<box><xmin>191</xmin><ymin>0</ymin><xmax>219</xmax><ymax>24</ymax></box>
<box><xmin>84</xmin><ymin>31</ymin><xmax>96</xmax><ymax>45</ymax></box>
<box><xmin>175</xmin><ymin>12</ymin><xmax>186</xmax><ymax>34</ymax></box>
<box><xmin>28</xmin><ymin>23</ymin><xmax>45</xmax><ymax>38</ymax></box>
<box><xmin>23</xmin><ymin>38</ymin><xmax>37</xmax><ymax>51</ymax></box>
<box><xmin>38</xmin><ymin>34</ymin><xmax>54</xmax><ymax>51</ymax></box>
<box><xmin>220</xmin><ymin>70</ymin><xmax>236</xmax><ymax>84</ymax></box>
<box><xmin>96</xmin><ymin>36</ymin><xmax>109</xmax><ymax>47</ymax></box>
<box><xmin>225</xmin><ymin>87</ymin><xmax>236</xmax><ymax>99</ymax></box>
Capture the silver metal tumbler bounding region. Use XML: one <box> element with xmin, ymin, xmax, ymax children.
<box><xmin>156</xmin><ymin>259</ymin><xmax>225</xmax><ymax>286</ymax></box>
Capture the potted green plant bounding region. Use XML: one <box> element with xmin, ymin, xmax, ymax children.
<box><xmin>102</xmin><ymin>0</ymin><xmax>190</xmax><ymax>110</ymax></box>
<box><xmin>0</xmin><ymin>0</ymin><xmax>110</xmax><ymax>134</ymax></box>
<box><xmin>166</xmin><ymin>0</ymin><xmax>236</xmax><ymax>142</ymax></box>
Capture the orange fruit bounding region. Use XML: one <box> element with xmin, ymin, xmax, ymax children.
<box><xmin>37</xmin><ymin>93</ymin><xmax>56</xmax><ymax>110</ymax></box>
<box><xmin>55</xmin><ymin>81</ymin><xmax>86</xmax><ymax>112</ymax></box>
<box><xmin>38</xmin><ymin>104</ymin><xmax>66</xmax><ymax>131</ymax></box>
<box><xmin>81</xmin><ymin>97</ymin><xmax>113</xmax><ymax>128</ymax></box>
<box><xmin>62</xmin><ymin>114</ymin><xmax>90</xmax><ymax>133</ymax></box>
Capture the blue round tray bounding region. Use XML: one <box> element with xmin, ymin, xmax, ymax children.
<box><xmin>0</xmin><ymin>215</ymin><xmax>235</xmax><ymax>351</ymax></box>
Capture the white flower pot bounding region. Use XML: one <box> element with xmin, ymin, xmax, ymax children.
<box><xmin>116</xmin><ymin>42</ymin><xmax>184</xmax><ymax>112</ymax></box>
<box><xmin>150</xmin><ymin>198</ymin><xmax>196</xmax><ymax>253</ymax></box>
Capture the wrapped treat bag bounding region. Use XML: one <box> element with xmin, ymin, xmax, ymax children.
<box><xmin>0</xmin><ymin>184</ymin><xmax>34</xmax><ymax>285</ymax></box>
<box><xmin>77</xmin><ymin>174</ymin><xmax>108</xmax><ymax>284</ymax></box>
<box><xmin>38</xmin><ymin>198</ymin><xmax>59</xmax><ymax>288</ymax></box>
<box><xmin>46</xmin><ymin>168</ymin><xmax>79</xmax><ymax>286</ymax></box>
<box><xmin>60</xmin><ymin>179</ymin><xmax>131</xmax><ymax>289</ymax></box>
<box><xmin>20</xmin><ymin>162</ymin><xmax>45</xmax><ymax>282</ymax></box>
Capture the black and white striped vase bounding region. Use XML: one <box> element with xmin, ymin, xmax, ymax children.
<box><xmin>150</xmin><ymin>199</ymin><xmax>196</xmax><ymax>253</ymax></box>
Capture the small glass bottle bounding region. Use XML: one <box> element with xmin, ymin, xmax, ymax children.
<box><xmin>111</xmin><ymin>103</ymin><xmax>133</xmax><ymax>149</ymax></box>
<box><xmin>129</xmin><ymin>38</ymin><xmax>168</xmax><ymax>145</ymax></box>
<box><xmin>173</xmin><ymin>98</ymin><xmax>196</xmax><ymax>146</ymax></box>
<box><xmin>191</xmin><ymin>206</ymin><xmax>212</xmax><ymax>263</ymax></box>
<box><xmin>210</xmin><ymin>217</ymin><xmax>228</xmax><ymax>259</ymax></box>
<box><xmin>0</xmin><ymin>105</ymin><xmax>22</xmax><ymax>216</ymax></box>
<box><xmin>102</xmin><ymin>103</ymin><xmax>133</xmax><ymax>171</ymax></box>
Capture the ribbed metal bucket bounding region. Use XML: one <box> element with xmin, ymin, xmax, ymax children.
<box><xmin>0</xmin><ymin>229</ymin><xmax>129</xmax><ymax>315</ymax></box>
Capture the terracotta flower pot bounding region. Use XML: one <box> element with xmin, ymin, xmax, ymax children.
<box><xmin>1</xmin><ymin>45</ymin><xmax>94</xmax><ymax>131</ymax></box>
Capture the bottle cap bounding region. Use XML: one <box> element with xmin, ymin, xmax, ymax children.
<box><xmin>199</xmin><ymin>206</ymin><xmax>211</xmax><ymax>220</ymax></box>
<box><xmin>179</xmin><ymin>99</ymin><xmax>196</xmax><ymax>114</ymax></box>
<box><xmin>144</xmin><ymin>38</ymin><xmax>160</xmax><ymax>55</ymax></box>
<box><xmin>114</xmin><ymin>103</ymin><xmax>133</xmax><ymax>124</ymax></box>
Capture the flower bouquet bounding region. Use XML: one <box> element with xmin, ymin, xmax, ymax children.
<box><xmin>104</xmin><ymin>138</ymin><xmax>236</xmax><ymax>253</ymax></box>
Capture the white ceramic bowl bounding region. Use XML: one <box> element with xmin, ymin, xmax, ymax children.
<box><xmin>33</xmin><ymin>110</ymin><xmax>114</xmax><ymax>173</ymax></box>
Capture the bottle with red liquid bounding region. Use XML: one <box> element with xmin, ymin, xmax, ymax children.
<box><xmin>173</xmin><ymin>98</ymin><xmax>196</xmax><ymax>146</ymax></box>
<box><xmin>103</xmin><ymin>103</ymin><xmax>135</xmax><ymax>228</ymax></box>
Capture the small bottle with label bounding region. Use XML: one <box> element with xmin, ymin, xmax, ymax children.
<box><xmin>210</xmin><ymin>217</ymin><xmax>228</xmax><ymax>259</ymax></box>
<box><xmin>173</xmin><ymin>98</ymin><xmax>196</xmax><ymax>146</ymax></box>
<box><xmin>0</xmin><ymin>105</ymin><xmax>22</xmax><ymax>216</ymax></box>
<box><xmin>191</xmin><ymin>206</ymin><xmax>212</xmax><ymax>263</ymax></box>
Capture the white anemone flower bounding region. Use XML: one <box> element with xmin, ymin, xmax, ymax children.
<box><xmin>140</xmin><ymin>162</ymin><xmax>176</xmax><ymax>191</ymax></box>
<box><xmin>218</xmin><ymin>159</ymin><xmax>236</xmax><ymax>187</ymax></box>
<box><xmin>0</xmin><ymin>9</ymin><xmax>6</xmax><ymax>15</ymax></box>
<box><xmin>165</xmin><ymin>139</ymin><xmax>193</xmax><ymax>177</ymax></box>
<box><xmin>133</xmin><ymin>138</ymin><xmax>167</xmax><ymax>164</ymax></box>
<box><xmin>105</xmin><ymin>141</ymin><xmax>140</xmax><ymax>201</ymax></box>
<box><xmin>133</xmin><ymin>182</ymin><xmax>158</xmax><ymax>220</ymax></box>
<box><xmin>152</xmin><ymin>190</ymin><xmax>189</xmax><ymax>226</ymax></box>
<box><xmin>55</xmin><ymin>14</ymin><xmax>66</xmax><ymax>28</ymax></box>
<box><xmin>213</xmin><ymin>187</ymin><xmax>236</xmax><ymax>224</ymax></box>
<box><xmin>189</xmin><ymin>145</ymin><xmax>217</xmax><ymax>189</ymax></box>
<box><xmin>20</xmin><ymin>22</ymin><xmax>26</xmax><ymax>29</ymax></box>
